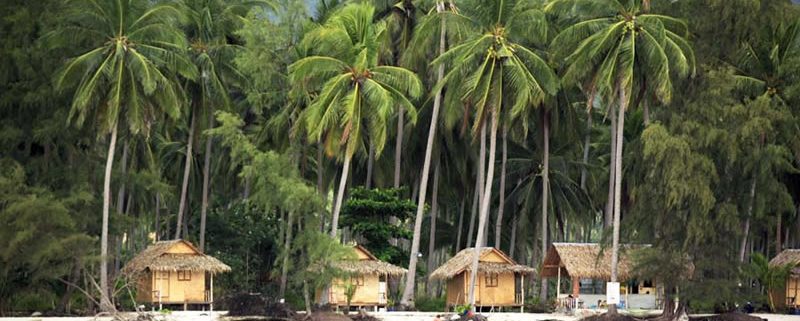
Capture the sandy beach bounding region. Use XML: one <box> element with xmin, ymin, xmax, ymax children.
<box><xmin>0</xmin><ymin>311</ymin><xmax>796</xmax><ymax>321</ymax></box>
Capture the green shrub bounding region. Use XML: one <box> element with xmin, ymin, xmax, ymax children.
<box><xmin>10</xmin><ymin>290</ymin><xmax>56</xmax><ymax>312</ymax></box>
<box><xmin>415</xmin><ymin>295</ymin><xmax>446</xmax><ymax>312</ymax></box>
<box><xmin>523</xmin><ymin>296</ymin><xmax>553</xmax><ymax>313</ymax></box>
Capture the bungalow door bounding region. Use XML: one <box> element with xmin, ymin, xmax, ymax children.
<box><xmin>378</xmin><ymin>275</ymin><xmax>387</xmax><ymax>304</ymax></box>
<box><xmin>155</xmin><ymin>271</ymin><xmax>170</xmax><ymax>300</ymax></box>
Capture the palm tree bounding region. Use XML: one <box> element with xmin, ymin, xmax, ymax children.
<box><xmin>730</xmin><ymin>19</ymin><xmax>800</xmax><ymax>262</ymax></box>
<box><xmin>399</xmin><ymin>0</ymin><xmax>455</xmax><ymax>306</ymax></box>
<box><xmin>174</xmin><ymin>0</ymin><xmax>268</xmax><ymax>248</ymax></box>
<box><xmin>747</xmin><ymin>253</ymin><xmax>795</xmax><ymax>311</ymax></box>
<box><xmin>372</xmin><ymin>0</ymin><xmax>419</xmax><ymax>188</ymax></box>
<box><xmin>290</xmin><ymin>3</ymin><xmax>422</xmax><ymax>238</ymax></box>
<box><xmin>432</xmin><ymin>0</ymin><xmax>558</xmax><ymax>308</ymax></box>
<box><xmin>546</xmin><ymin>0</ymin><xmax>694</xmax><ymax>313</ymax></box>
<box><xmin>55</xmin><ymin>0</ymin><xmax>194</xmax><ymax>311</ymax></box>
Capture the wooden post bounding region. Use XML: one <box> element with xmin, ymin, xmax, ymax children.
<box><xmin>158</xmin><ymin>272</ymin><xmax>163</xmax><ymax>311</ymax></box>
<box><xmin>210</xmin><ymin>273</ymin><xmax>214</xmax><ymax>312</ymax></box>
<box><xmin>521</xmin><ymin>274</ymin><xmax>525</xmax><ymax>313</ymax></box>
<box><xmin>557</xmin><ymin>266</ymin><xmax>561</xmax><ymax>298</ymax></box>
<box><xmin>572</xmin><ymin>277</ymin><xmax>580</xmax><ymax>297</ymax></box>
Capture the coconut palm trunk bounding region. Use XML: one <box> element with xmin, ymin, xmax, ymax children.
<box><xmin>468</xmin><ymin>109</ymin><xmax>499</xmax><ymax>308</ymax></box>
<box><xmin>99</xmin><ymin>122</ymin><xmax>118</xmax><ymax>312</ymax></box>
<box><xmin>540</xmin><ymin>108</ymin><xmax>550</xmax><ymax>300</ymax></box>
<box><xmin>739</xmin><ymin>179</ymin><xmax>757</xmax><ymax>262</ymax></box>
<box><xmin>609</xmin><ymin>85</ymin><xmax>628</xmax><ymax>315</ymax></box>
<box><xmin>280</xmin><ymin>211</ymin><xmax>293</xmax><ymax>299</ymax></box>
<box><xmin>426</xmin><ymin>160</ymin><xmax>441</xmax><ymax>296</ymax></box>
<box><xmin>509</xmin><ymin>212</ymin><xmax>518</xmax><ymax>258</ymax></box>
<box><xmin>467</xmin><ymin>176</ymin><xmax>479</xmax><ymax>248</ymax></box>
<box><xmin>175</xmin><ymin>109</ymin><xmax>197</xmax><ymax>239</ymax></box>
<box><xmin>400</xmin><ymin>2</ymin><xmax>447</xmax><ymax>305</ymax></box>
<box><xmin>394</xmin><ymin>108</ymin><xmax>403</xmax><ymax>188</ymax></box>
<box><xmin>456</xmin><ymin>197</ymin><xmax>465</xmax><ymax>251</ymax></box>
<box><xmin>467</xmin><ymin>122</ymin><xmax>486</xmax><ymax>248</ymax></box>
<box><xmin>116</xmin><ymin>142</ymin><xmax>129</xmax><ymax>217</ymax></box>
<box><xmin>366</xmin><ymin>143</ymin><xmax>375</xmax><ymax>189</ymax></box>
<box><xmin>200</xmin><ymin>109</ymin><xmax>213</xmax><ymax>251</ymax></box>
<box><xmin>605</xmin><ymin>108</ymin><xmax>617</xmax><ymax>228</ymax></box>
<box><xmin>155</xmin><ymin>193</ymin><xmax>162</xmax><ymax>241</ymax></box>
<box><xmin>330</xmin><ymin>155</ymin><xmax>352</xmax><ymax>238</ymax></box>
<box><xmin>580</xmin><ymin>110</ymin><xmax>592</xmax><ymax>190</ymax></box>
<box><xmin>494</xmin><ymin>126</ymin><xmax>508</xmax><ymax>247</ymax></box>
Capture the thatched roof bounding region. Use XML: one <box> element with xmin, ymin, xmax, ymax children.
<box><xmin>317</xmin><ymin>245</ymin><xmax>407</xmax><ymax>276</ymax></box>
<box><xmin>331</xmin><ymin>259</ymin><xmax>407</xmax><ymax>276</ymax></box>
<box><xmin>769</xmin><ymin>249</ymin><xmax>800</xmax><ymax>275</ymax></box>
<box><xmin>122</xmin><ymin>240</ymin><xmax>231</xmax><ymax>275</ymax></box>
<box><xmin>541</xmin><ymin>243</ymin><xmax>649</xmax><ymax>280</ymax></box>
<box><xmin>429</xmin><ymin>247</ymin><xmax>536</xmax><ymax>280</ymax></box>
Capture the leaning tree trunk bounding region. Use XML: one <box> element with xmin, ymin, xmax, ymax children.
<box><xmin>366</xmin><ymin>143</ymin><xmax>375</xmax><ymax>189</ymax></box>
<box><xmin>540</xmin><ymin>108</ymin><xmax>551</xmax><ymax>301</ymax></box>
<box><xmin>100</xmin><ymin>122</ymin><xmax>119</xmax><ymax>313</ymax></box>
<box><xmin>155</xmin><ymin>194</ymin><xmax>161</xmax><ymax>241</ymax></box>
<box><xmin>175</xmin><ymin>110</ymin><xmax>197</xmax><ymax>240</ymax></box>
<box><xmin>455</xmin><ymin>196</ymin><xmax>465</xmax><ymax>252</ymax></box>
<box><xmin>580</xmin><ymin>109</ymin><xmax>592</xmax><ymax>190</ymax></box>
<box><xmin>426</xmin><ymin>160</ymin><xmax>441</xmax><ymax>296</ymax></box>
<box><xmin>400</xmin><ymin>3</ymin><xmax>447</xmax><ymax>305</ymax></box>
<box><xmin>739</xmin><ymin>179</ymin><xmax>757</xmax><ymax>262</ymax></box>
<box><xmin>509</xmin><ymin>212</ymin><xmax>518</xmax><ymax>259</ymax></box>
<box><xmin>200</xmin><ymin>109</ymin><xmax>214</xmax><ymax>252</ymax></box>
<box><xmin>330</xmin><ymin>155</ymin><xmax>352</xmax><ymax>238</ymax></box>
<box><xmin>605</xmin><ymin>107</ymin><xmax>617</xmax><ymax>228</ymax></box>
<box><xmin>394</xmin><ymin>108</ymin><xmax>403</xmax><ymax>188</ymax></box>
<box><xmin>609</xmin><ymin>85</ymin><xmax>629</xmax><ymax>315</ymax></box>
<box><xmin>116</xmin><ymin>142</ymin><xmax>129</xmax><ymax>217</ymax></box>
<box><xmin>279</xmin><ymin>212</ymin><xmax>293</xmax><ymax>299</ymax></box>
<box><xmin>467</xmin><ymin>122</ymin><xmax>486</xmax><ymax>248</ymax></box>
<box><xmin>494</xmin><ymin>126</ymin><xmax>508</xmax><ymax>248</ymax></box>
<box><xmin>468</xmin><ymin>109</ymin><xmax>499</xmax><ymax>308</ymax></box>
<box><xmin>467</xmin><ymin>176</ymin><xmax>479</xmax><ymax>248</ymax></box>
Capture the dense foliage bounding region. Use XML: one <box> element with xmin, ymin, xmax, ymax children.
<box><xmin>1</xmin><ymin>0</ymin><xmax>799</xmax><ymax>316</ymax></box>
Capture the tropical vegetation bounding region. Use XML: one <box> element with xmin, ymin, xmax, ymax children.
<box><xmin>1</xmin><ymin>0</ymin><xmax>800</xmax><ymax>317</ymax></box>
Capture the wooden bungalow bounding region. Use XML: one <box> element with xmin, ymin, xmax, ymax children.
<box><xmin>429</xmin><ymin>247</ymin><xmax>536</xmax><ymax>311</ymax></box>
<box><xmin>122</xmin><ymin>240</ymin><xmax>231</xmax><ymax>310</ymax></box>
<box><xmin>541</xmin><ymin>243</ymin><xmax>657</xmax><ymax>309</ymax></box>
<box><xmin>769</xmin><ymin>249</ymin><xmax>800</xmax><ymax>309</ymax></box>
<box><xmin>315</xmin><ymin>245</ymin><xmax>406</xmax><ymax>311</ymax></box>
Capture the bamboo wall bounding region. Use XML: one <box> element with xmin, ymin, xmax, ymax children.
<box><xmin>139</xmin><ymin>270</ymin><xmax>206</xmax><ymax>304</ymax></box>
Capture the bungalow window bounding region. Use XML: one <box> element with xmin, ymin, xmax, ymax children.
<box><xmin>177</xmin><ymin>270</ymin><xmax>191</xmax><ymax>281</ymax></box>
<box><xmin>485</xmin><ymin>273</ymin><xmax>499</xmax><ymax>287</ymax></box>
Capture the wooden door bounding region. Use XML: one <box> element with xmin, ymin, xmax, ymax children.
<box><xmin>155</xmin><ymin>271</ymin><xmax>170</xmax><ymax>299</ymax></box>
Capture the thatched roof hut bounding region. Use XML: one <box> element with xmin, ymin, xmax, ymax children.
<box><xmin>540</xmin><ymin>243</ymin><xmax>649</xmax><ymax>280</ymax></box>
<box><xmin>314</xmin><ymin>245</ymin><xmax>406</xmax><ymax>308</ymax></box>
<box><xmin>429</xmin><ymin>247</ymin><xmax>536</xmax><ymax>281</ymax></box>
<box><xmin>122</xmin><ymin>239</ymin><xmax>231</xmax><ymax>275</ymax></box>
<box><xmin>770</xmin><ymin>249</ymin><xmax>800</xmax><ymax>268</ymax></box>
<box><xmin>330</xmin><ymin>245</ymin><xmax>407</xmax><ymax>276</ymax></box>
<box><xmin>430</xmin><ymin>247</ymin><xmax>534</xmax><ymax>308</ymax></box>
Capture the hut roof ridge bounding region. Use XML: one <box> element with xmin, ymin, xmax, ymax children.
<box><xmin>122</xmin><ymin>239</ymin><xmax>231</xmax><ymax>275</ymax></box>
<box><xmin>770</xmin><ymin>249</ymin><xmax>800</xmax><ymax>267</ymax></box>
<box><xmin>541</xmin><ymin>243</ymin><xmax>650</xmax><ymax>280</ymax></box>
<box><xmin>429</xmin><ymin>247</ymin><xmax>536</xmax><ymax>280</ymax></box>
